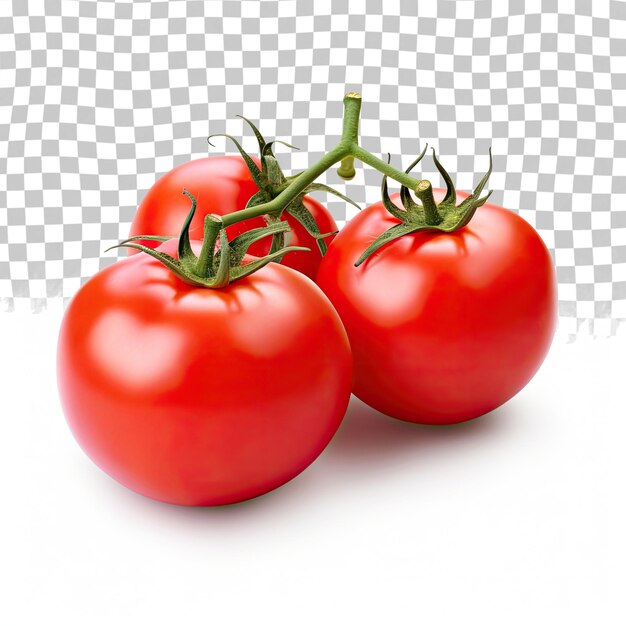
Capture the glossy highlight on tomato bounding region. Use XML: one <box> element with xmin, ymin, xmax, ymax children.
<box><xmin>317</xmin><ymin>189</ymin><xmax>557</xmax><ymax>425</ymax></box>
<box><xmin>129</xmin><ymin>156</ymin><xmax>337</xmax><ymax>280</ymax></box>
<box><xmin>57</xmin><ymin>239</ymin><xmax>352</xmax><ymax>505</ymax></box>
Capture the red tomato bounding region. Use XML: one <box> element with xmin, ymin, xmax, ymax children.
<box><xmin>317</xmin><ymin>189</ymin><xmax>557</xmax><ymax>425</ymax></box>
<box><xmin>128</xmin><ymin>156</ymin><xmax>337</xmax><ymax>280</ymax></box>
<box><xmin>57</xmin><ymin>239</ymin><xmax>352</xmax><ymax>505</ymax></box>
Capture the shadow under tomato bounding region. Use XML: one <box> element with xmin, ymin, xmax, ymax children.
<box><xmin>324</xmin><ymin>394</ymin><xmax>510</xmax><ymax>468</ymax></box>
<box><xmin>87</xmin><ymin>394</ymin><xmax>517</xmax><ymax>524</ymax></box>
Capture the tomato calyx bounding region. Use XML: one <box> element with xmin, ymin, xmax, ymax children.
<box><xmin>108</xmin><ymin>190</ymin><xmax>308</xmax><ymax>288</ymax></box>
<box><xmin>355</xmin><ymin>147</ymin><xmax>494</xmax><ymax>266</ymax></box>
<box><xmin>208</xmin><ymin>116</ymin><xmax>359</xmax><ymax>256</ymax></box>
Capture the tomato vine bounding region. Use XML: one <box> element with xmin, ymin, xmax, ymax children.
<box><xmin>119</xmin><ymin>91</ymin><xmax>492</xmax><ymax>286</ymax></box>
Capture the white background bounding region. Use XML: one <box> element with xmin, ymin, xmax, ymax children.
<box><xmin>1</xmin><ymin>312</ymin><xmax>624</xmax><ymax>625</ymax></box>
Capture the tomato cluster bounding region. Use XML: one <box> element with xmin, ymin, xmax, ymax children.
<box><xmin>57</xmin><ymin>138</ymin><xmax>556</xmax><ymax>506</ymax></box>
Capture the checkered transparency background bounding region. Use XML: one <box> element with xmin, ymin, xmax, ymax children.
<box><xmin>1</xmin><ymin>0</ymin><xmax>625</xmax><ymax>339</ymax></box>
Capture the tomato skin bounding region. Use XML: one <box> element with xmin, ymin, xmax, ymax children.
<box><xmin>129</xmin><ymin>156</ymin><xmax>337</xmax><ymax>280</ymax></box>
<box><xmin>317</xmin><ymin>189</ymin><xmax>557</xmax><ymax>425</ymax></box>
<box><xmin>57</xmin><ymin>240</ymin><xmax>352</xmax><ymax>505</ymax></box>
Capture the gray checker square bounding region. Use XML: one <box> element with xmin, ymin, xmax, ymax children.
<box><xmin>0</xmin><ymin>0</ymin><xmax>625</xmax><ymax>339</ymax></box>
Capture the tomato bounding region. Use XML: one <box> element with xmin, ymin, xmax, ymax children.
<box><xmin>317</xmin><ymin>189</ymin><xmax>557</xmax><ymax>425</ymax></box>
<box><xmin>128</xmin><ymin>156</ymin><xmax>337</xmax><ymax>280</ymax></box>
<box><xmin>57</xmin><ymin>239</ymin><xmax>352</xmax><ymax>505</ymax></box>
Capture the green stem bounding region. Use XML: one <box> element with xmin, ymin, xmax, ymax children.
<box><xmin>341</xmin><ymin>92</ymin><xmax>362</xmax><ymax>143</ymax></box>
<box><xmin>195</xmin><ymin>214</ymin><xmax>223</xmax><ymax>277</ymax></box>
<box><xmin>350</xmin><ymin>145</ymin><xmax>423</xmax><ymax>190</ymax></box>
<box><xmin>220</xmin><ymin>143</ymin><xmax>349</xmax><ymax>227</ymax></box>
<box><xmin>220</xmin><ymin>92</ymin><xmax>427</xmax><ymax>229</ymax></box>
<box><xmin>337</xmin><ymin>155</ymin><xmax>356</xmax><ymax>180</ymax></box>
<box><xmin>414</xmin><ymin>180</ymin><xmax>443</xmax><ymax>225</ymax></box>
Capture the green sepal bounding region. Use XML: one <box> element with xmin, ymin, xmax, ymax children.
<box><xmin>229</xmin><ymin>220</ymin><xmax>291</xmax><ymax>265</ymax></box>
<box><xmin>178</xmin><ymin>189</ymin><xmax>198</xmax><ymax>262</ymax></box>
<box><xmin>264</xmin><ymin>154</ymin><xmax>287</xmax><ymax>186</ymax></box>
<box><xmin>303</xmin><ymin>182</ymin><xmax>361</xmax><ymax>212</ymax></box>
<box><xmin>243</xmin><ymin>196</ymin><xmax>288</xmax><ymax>256</ymax></box>
<box><xmin>416</xmin><ymin>190</ymin><xmax>493</xmax><ymax>232</ymax></box>
<box><xmin>263</xmin><ymin>213</ymin><xmax>287</xmax><ymax>255</ymax></box>
<box><xmin>306</xmin><ymin>229</ymin><xmax>339</xmax><ymax>240</ymax></box>
<box><xmin>110</xmin><ymin>231</ymin><xmax>307</xmax><ymax>289</ymax></box>
<box><xmin>354</xmin><ymin>222</ymin><xmax>421</xmax><ymax>267</ymax></box>
<box><xmin>105</xmin><ymin>241</ymin><xmax>201</xmax><ymax>285</ymax></box>
<box><xmin>381</xmin><ymin>154</ymin><xmax>410</xmax><ymax>221</ymax></box>
<box><xmin>209</xmin><ymin>116</ymin><xmax>361</xmax><ymax>257</ymax></box>
<box><xmin>111</xmin><ymin>234</ymin><xmax>174</xmax><ymax>249</ymax></box>
<box><xmin>242</xmin><ymin>194</ymin><xmax>288</xmax><ymax>257</ymax></box>
<box><xmin>229</xmin><ymin>246</ymin><xmax>310</xmax><ymax>282</ymax></box>
<box><xmin>285</xmin><ymin>197</ymin><xmax>328</xmax><ymax>255</ymax></box>
<box><xmin>236</xmin><ymin>115</ymin><xmax>266</xmax><ymax>154</ymax></box>
<box><xmin>244</xmin><ymin>190</ymin><xmax>269</xmax><ymax>210</ymax></box>
<box><xmin>457</xmin><ymin>147</ymin><xmax>493</xmax><ymax>211</ymax></box>
<box><xmin>261</xmin><ymin>140</ymin><xmax>299</xmax><ymax>187</ymax></box>
<box><xmin>263</xmin><ymin>139</ymin><xmax>300</xmax><ymax>158</ymax></box>
<box><xmin>399</xmin><ymin>144</ymin><xmax>428</xmax><ymax>211</ymax></box>
<box><xmin>207</xmin><ymin>132</ymin><xmax>264</xmax><ymax>188</ymax></box>
<box><xmin>431</xmin><ymin>148</ymin><xmax>456</xmax><ymax>205</ymax></box>
<box><xmin>356</xmin><ymin>148</ymin><xmax>494</xmax><ymax>266</ymax></box>
<box><xmin>109</xmin><ymin>190</ymin><xmax>308</xmax><ymax>288</ymax></box>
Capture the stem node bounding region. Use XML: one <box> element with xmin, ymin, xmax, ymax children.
<box><xmin>337</xmin><ymin>155</ymin><xmax>356</xmax><ymax>180</ymax></box>
<box><xmin>414</xmin><ymin>180</ymin><xmax>443</xmax><ymax>226</ymax></box>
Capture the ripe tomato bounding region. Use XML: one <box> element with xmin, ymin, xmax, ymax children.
<box><xmin>57</xmin><ymin>239</ymin><xmax>352</xmax><ymax>505</ymax></box>
<box><xmin>317</xmin><ymin>189</ymin><xmax>557</xmax><ymax>425</ymax></box>
<box><xmin>128</xmin><ymin>156</ymin><xmax>337</xmax><ymax>280</ymax></box>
